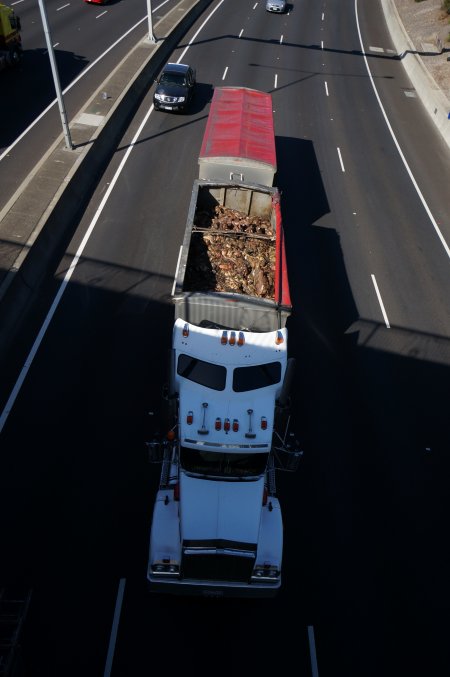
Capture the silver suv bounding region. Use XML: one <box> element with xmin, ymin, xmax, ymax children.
<box><xmin>266</xmin><ymin>0</ymin><xmax>286</xmax><ymax>12</ymax></box>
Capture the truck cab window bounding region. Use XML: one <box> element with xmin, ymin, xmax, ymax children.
<box><xmin>233</xmin><ymin>361</ymin><xmax>281</xmax><ymax>392</ymax></box>
<box><xmin>178</xmin><ymin>353</ymin><xmax>226</xmax><ymax>391</ymax></box>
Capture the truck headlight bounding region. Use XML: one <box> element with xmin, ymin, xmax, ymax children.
<box><xmin>151</xmin><ymin>559</ymin><xmax>180</xmax><ymax>578</ymax></box>
<box><xmin>251</xmin><ymin>564</ymin><xmax>280</xmax><ymax>582</ymax></box>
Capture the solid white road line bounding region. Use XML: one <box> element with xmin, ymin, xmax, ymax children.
<box><xmin>172</xmin><ymin>246</ymin><xmax>183</xmax><ymax>296</ymax></box>
<box><xmin>308</xmin><ymin>625</ymin><xmax>320</xmax><ymax>677</ymax></box>
<box><xmin>103</xmin><ymin>578</ymin><xmax>126</xmax><ymax>677</ymax></box>
<box><xmin>371</xmin><ymin>274</ymin><xmax>391</xmax><ymax>328</ymax></box>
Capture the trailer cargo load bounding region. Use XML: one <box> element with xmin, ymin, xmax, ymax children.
<box><xmin>173</xmin><ymin>179</ymin><xmax>291</xmax><ymax>332</ymax></box>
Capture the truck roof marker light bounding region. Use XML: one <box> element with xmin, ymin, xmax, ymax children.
<box><xmin>238</xmin><ymin>332</ymin><xmax>245</xmax><ymax>346</ymax></box>
<box><xmin>224</xmin><ymin>418</ymin><xmax>231</xmax><ymax>432</ymax></box>
<box><xmin>198</xmin><ymin>402</ymin><xmax>209</xmax><ymax>435</ymax></box>
<box><xmin>245</xmin><ymin>408</ymin><xmax>256</xmax><ymax>439</ymax></box>
<box><xmin>221</xmin><ymin>330</ymin><xmax>228</xmax><ymax>345</ymax></box>
<box><xmin>275</xmin><ymin>330</ymin><xmax>284</xmax><ymax>345</ymax></box>
<box><xmin>186</xmin><ymin>411</ymin><xmax>193</xmax><ymax>425</ymax></box>
<box><xmin>215</xmin><ymin>417</ymin><xmax>222</xmax><ymax>430</ymax></box>
<box><xmin>232</xmin><ymin>418</ymin><xmax>239</xmax><ymax>432</ymax></box>
<box><xmin>261</xmin><ymin>416</ymin><xmax>268</xmax><ymax>430</ymax></box>
<box><xmin>229</xmin><ymin>331</ymin><xmax>236</xmax><ymax>346</ymax></box>
<box><xmin>183</xmin><ymin>323</ymin><xmax>189</xmax><ymax>337</ymax></box>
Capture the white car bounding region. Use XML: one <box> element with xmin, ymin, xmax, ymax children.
<box><xmin>266</xmin><ymin>0</ymin><xmax>286</xmax><ymax>12</ymax></box>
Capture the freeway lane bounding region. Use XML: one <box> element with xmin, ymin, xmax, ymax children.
<box><xmin>1</xmin><ymin>0</ymin><xmax>450</xmax><ymax>675</ymax></box>
<box><xmin>0</xmin><ymin>0</ymin><xmax>179</xmax><ymax>211</ymax></box>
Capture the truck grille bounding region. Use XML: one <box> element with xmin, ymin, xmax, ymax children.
<box><xmin>182</xmin><ymin>545</ymin><xmax>256</xmax><ymax>583</ymax></box>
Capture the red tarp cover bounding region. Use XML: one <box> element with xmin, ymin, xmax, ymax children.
<box><xmin>199</xmin><ymin>87</ymin><xmax>276</xmax><ymax>170</ymax></box>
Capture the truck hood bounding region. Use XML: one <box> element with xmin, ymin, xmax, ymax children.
<box><xmin>180</xmin><ymin>473</ymin><xmax>264</xmax><ymax>545</ymax></box>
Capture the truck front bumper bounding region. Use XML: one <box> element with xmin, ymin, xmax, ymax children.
<box><xmin>147</xmin><ymin>576</ymin><xmax>281</xmax><ymax>599</ymax></box>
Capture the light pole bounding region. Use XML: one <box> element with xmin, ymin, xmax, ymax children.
<box><xmin>38</xmin><ymin>0</ymin><xmax>73</xmax><ymax>150</ymax></box>
<box><xmin>146</xmin><ymin>0</ymin><xmax>156</xmax><ymax>43</ymax></box>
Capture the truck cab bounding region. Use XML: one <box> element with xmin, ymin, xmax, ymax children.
<box><xmin>147</xmin><ymin>320</ymin><xmax>300</xmax><ymax>597</ymax></box>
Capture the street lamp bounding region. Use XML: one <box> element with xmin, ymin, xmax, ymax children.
<box><xmin>146</xmin><ymin>0</ymin><xmax>156</xmax><ymax>43</ymax></box>
<box><xmin>38</xmin><ymin>0</ymin><xmax>73</xmax><ymax>150</ymax></box>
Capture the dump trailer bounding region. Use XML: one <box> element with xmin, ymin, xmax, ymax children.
<box><xmin>173</xmin><ymin>179</ymin><xmax>290</xmax><ymax>331</ymax></box>
<box><xmin>198</xmin><ymin>86</ymin><xmax>277</xmax><ymax>186</ymax></box>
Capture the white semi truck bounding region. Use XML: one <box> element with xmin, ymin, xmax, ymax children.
<box><xmin>146</xmin><ymin>88</ymin><xmax>301</xmax><ymax>598</ymax></box>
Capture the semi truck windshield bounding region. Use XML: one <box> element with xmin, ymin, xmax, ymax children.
<box><xmin>180</xmin><ymin>447</ymin><xmax>268</xmax><ymax>478</ymax></box>
<box><xmin>233</xmin><ymin>361</ymin><xmax>281</xmax><ymax>392</ymax></box>
<box><xmin>178</xmin><ymin>354</ymin><xmax>226</xmax><ymax>390</ymax></box>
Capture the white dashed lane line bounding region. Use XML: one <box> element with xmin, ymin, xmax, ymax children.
<box><xmin>337</xmin><ymin>147</ymin><xmax>345</xmax><ymax>172</ymax></box>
